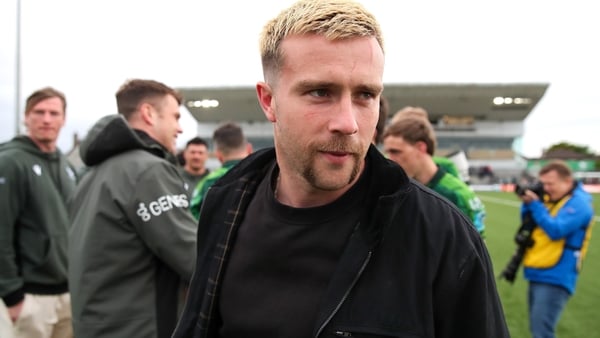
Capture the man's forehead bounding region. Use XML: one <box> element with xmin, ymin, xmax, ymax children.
<box><xmin>540</xmin><ymin>170</ymin><xmax>566</xmax><ymax>181</ymax></box>
<box><xmin>187</xmin><ymin>144</ymin><xmax>207</xmax><ymax>150</ymax></box>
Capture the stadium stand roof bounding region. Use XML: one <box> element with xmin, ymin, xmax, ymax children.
<box><xmin>178</xmin><ymin>83</ymin><xmax>549</xmax><ymax>124</ymax></box>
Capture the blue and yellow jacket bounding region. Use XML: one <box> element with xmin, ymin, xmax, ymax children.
<box><xmin>522</xmin><ymin>182</ymin><xmax>594</xmax><ymax>294</ymax></box>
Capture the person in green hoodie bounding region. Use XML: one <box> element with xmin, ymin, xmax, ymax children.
<box><xmin>0</xmin><ymin>87</ymin><xmax>77</xmax><ymax>338</ymax></box>
<box><xmin>189</xmin><ymin>122</ymin><xmax>252</xmax><ymax>220</ymax></box>
<box><xmin>383</xmin><ymin>114</ymin><xmax>486</xmax><ymax>236</ymax></box>
<box><xmin>390</xmin><ymin>105</ymin><xmax>465</xmax><ymax>181</ymax></box>
<box><xmin>68</xmin><ymin>79</ymin><xmax>197</xmax><ymax>338</ymax></box>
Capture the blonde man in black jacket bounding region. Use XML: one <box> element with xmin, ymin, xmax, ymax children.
<box><xmin>174</xmin><ymin>1</ymin><xmax>509</xmax><ymax>337</ymax></box>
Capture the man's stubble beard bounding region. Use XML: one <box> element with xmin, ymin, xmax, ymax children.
<box><xmin>297</xmin><ymin>136</ymin><xmax>364</xmax><ymax>192</ymax></box>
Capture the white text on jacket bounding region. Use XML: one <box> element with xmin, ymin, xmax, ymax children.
<box><xmin>136</xmin><ymin>194</ymin><xmax>189</xmax><ymax>221</ymax></box>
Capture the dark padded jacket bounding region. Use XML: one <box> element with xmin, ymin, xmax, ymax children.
<box><xmin>0</xmin><ymin>136</ymin><xmax>77</xmax><ymax>306</ymax></box>
<box><xmin>69</xmin><ymin>115</ymin><xmax>197</xmax><ymax>338</ymax></box>
<box><xmin>173</xmin><ymin>146</ymin><xmax>509</xmax><ymax>338</ymax></box>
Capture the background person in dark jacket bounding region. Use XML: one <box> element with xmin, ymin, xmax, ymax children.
<box><xmin>68</xmin><ymin>79</ymin><xmax>197</xmax><ymax>338</ymax></box>
<box><xmin>0</xmin><ymin>87</ymin><xmax>76</xmax><ymax>338</ymax></box>
<box><xmin>172</xmin><ymin>1</ymin><xmax>509</xmax><ymax>337</ymax></box>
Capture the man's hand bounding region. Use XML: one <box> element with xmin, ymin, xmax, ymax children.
<box><xmin>7</xmin><ymin>300</ymin><xmax>24</xmax><ymax>323</ymax></box>
<box><xmin>519</xmin><ymin>189</ymin><xmax>540</xmax><ymax>204</ymax></box>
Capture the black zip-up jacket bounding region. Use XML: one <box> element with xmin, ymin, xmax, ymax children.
<box><xmin>173</xmin><ymin>146</ymin><xmax>510</xmax><ymax>338</ymax></box>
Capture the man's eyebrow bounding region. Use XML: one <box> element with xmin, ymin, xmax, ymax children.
<box><xmin>354</xmin><ymin>84</ymin><xmax>383</xmax><ymax>96</ymax></box>
<box><xmin>293</xmin><ymin>80</ymin><xmax>337</xmax><ymax>92</ymax></box>
<box><xmin>293</xmin><ymin>81</ymin><xmax>382</xmax><ymax>94</ymax></box>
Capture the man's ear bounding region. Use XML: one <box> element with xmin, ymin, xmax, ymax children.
<box><xmin>139</xmin><ymin>102</ymin><xmax>154</xmax><ymax>126</ymax></box>
<box><xmin>415</xmin><ymin>141</ymin><xmax>428</xmax><ymax>154</ymax></box>
<box><xmin>215</xmin><ymin>149</ymin><xmax>225</xmax><ymax>164</ymax></box>
<box><xmin>256</xmin><ymin>82</ymin><xmax>276</xmax><ymax>123</ymax></box>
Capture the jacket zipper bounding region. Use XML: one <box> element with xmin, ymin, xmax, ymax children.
<box><xmin>315</xmin><ymin>251</ymin><xmax>372</xmax><ymax>338</ymax></box>
<box><xmin>333</xmin><ymin>331</ymin><xmax>353</xmax><ymax>337</ymax></box>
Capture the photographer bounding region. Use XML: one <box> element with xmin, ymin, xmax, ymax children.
<box><xmin>517</xmin><ymin>160</ymin><xmax>594</xmax><ymax>338</ymax></box>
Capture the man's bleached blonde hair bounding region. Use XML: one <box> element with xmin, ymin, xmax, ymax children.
<box><xmin>259</xmin><ymin>0</ymin><xmax>384</xmax><ymax>83</ymax></box>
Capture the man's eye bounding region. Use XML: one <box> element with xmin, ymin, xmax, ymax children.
<box><xmin>359</xmin><ymin>92</ymin><xmax>375</xmax><ymax>100</ymax></box>
<box><xmin>309</xmin><ymin>89</ymin><xmax>328</xmax><ymax>98</ymax></box>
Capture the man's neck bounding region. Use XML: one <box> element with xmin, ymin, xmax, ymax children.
<box><xmin>29</xmin><ymin>137</ymin><xmax>57</xmax><ymax>153</ymax></box>
<box><xmin>185</xmin><ymin>166</ymin><xmax>206</xmax><ymax>176</ymax></box>
<box><xmin>415</xmin><ymin>158</ymin><xmax>438</xmax><ymax>185</ymax></box>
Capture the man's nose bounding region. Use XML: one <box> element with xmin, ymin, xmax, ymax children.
<box><xmin>329</xmin><ymin>95</ymin><xmax>358</xmax><ymax>135</ymax></box>
<box><xmin>41</xmin><ymin>111</ymin><xmax>53</xmax><ymax>122</ymax></box>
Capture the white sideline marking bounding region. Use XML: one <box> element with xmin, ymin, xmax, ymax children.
<box><xmin>478</xmin><ymin>195</ymin><xmax>600</xmax><ymax>223</ymax></box>
<box><xmin>478</xmin><ymin>195</ymin><xmax>520</xmax><ymax>207</ymax></box>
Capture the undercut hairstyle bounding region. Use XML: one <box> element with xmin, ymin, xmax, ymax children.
<box><xmin>212</xmin><ymin>122</ymin><xmax>246</xmax><ymax>156</ymax></box>
<box><xmin>25</xmin><ymin>87</ymin><xmax>67</xmax><ymax>115</ymax></box>
<box><xmin>259</xmin><ymin>0</ymin><xmax>384</xmax><ymax>83</ymax></box>
<box><xmin>115</xmin><ymin>79</ymin><xmax>182</xmax><ymax>120</ymax></box>
<box><xmin>539</xmin><ymin>160</ymin><xmax>573</xmax><ymax>179</ymax></box>
<box><xmin>383</xmin><ymin>115</ymin><xmax>437</xmax><ymax>156</ymax></box>
<box><xmin>186</xmin><ymin>136</ymin><xmax>208</xmax><ymax>149</ymax></box>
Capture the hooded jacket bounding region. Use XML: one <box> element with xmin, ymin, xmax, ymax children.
<box><xmin>173</xmin><ymin>146</ymin><xmax>509</xmax><ymax>338</ymax></box>
<box><xmin>68</xmin><ymin>115</ymin><xmax>197</xmax><ymax>338</ymax></box>
<box><xmin>0</xmin><ymin>136</ymin><xmax>77</xmax><ymax>306</ymax></box>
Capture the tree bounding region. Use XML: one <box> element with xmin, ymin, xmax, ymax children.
<box><xmin>544</xmin><ymin>142</ymin><xmax>596</xmax><ymax>156</ymax></box>
<box><xmin>544</xmin><ymin>142</ymin><xmax>600</xmax><ymax>170</ymax></box>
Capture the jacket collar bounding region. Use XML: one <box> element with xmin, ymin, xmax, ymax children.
<box><xmin>79</xmin><ymin>115</ymin><xmax>175</xmax><ymax>166</ymax></box>
<box><xmin>219</xmin><ymin>145</ymin><xmax>410</xmax><ymax>192</ymax></box>
<box><xmin>217</xmin><ymin>144</ymin><xmax>412</xmax><ymax>248</ymax></box>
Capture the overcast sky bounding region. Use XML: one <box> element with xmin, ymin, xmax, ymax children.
<box><xmin>1</xmin><ymin>0</ymin><xmax>599</xmax><ymax>157</ymax></box>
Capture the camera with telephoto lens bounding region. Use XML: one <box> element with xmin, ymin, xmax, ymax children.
<box><xmin>498</xmin><ymin>212</ymin><xmax>536</xmax><ymax>283</ymax></box>
<box><xmin>500</xmin><ymin>181</ymin><xmax>546</xmax><ymax>283</ymax></box>
<box><xmin>514</xmin><ymin>181</ymin><xmax>545</xmax><ymax>198</ymax></box>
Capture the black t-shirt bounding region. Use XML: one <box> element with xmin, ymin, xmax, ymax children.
<box><xmin>219</xmin><ymin>162</ymin><xmax>371</xmax><ymax>338</ymax></box>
